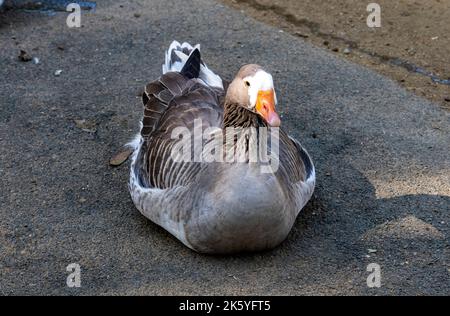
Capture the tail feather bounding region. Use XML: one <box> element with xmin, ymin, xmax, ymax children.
<box><xmin>162</xmin><ymin>40</ymin><xmax>223</xmax><ymax>89</ymax></box>
<box><xmin>162</xmin><ymin>41</ymin><xmax>198</xmax><ymax>74</ymax></box>
<box><xmin>180</xmin><ymin>49</ymin><xmax>201</xmax><ymax>79</ymax></box>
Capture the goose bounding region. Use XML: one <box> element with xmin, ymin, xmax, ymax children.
<box><xmin>129</xmin><ymin>41</ymin><xmax>315</xmax><ymax>253</ymax></box>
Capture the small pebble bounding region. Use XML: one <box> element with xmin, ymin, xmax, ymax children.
<box><xmin>343</xmin><ymin>47</ymin><xmax>351</xmax><ymax>54</ymax></box>
<box><xmin>32</xmin><ymin>57</ymin><xmax>40</xmax><ymax>64</ymax></box>
<box><xmin>54</xmin><ymin>69</ymin><xmax>62</xmax><ymax>76</ymax></box>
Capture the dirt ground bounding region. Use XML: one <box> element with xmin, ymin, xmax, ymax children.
<box><xmin>0</xmin><ymin>0</ymin><xmax>449</xmax><ymax>295</ymax></box>
<box><xmin>221</xmin><ymin>0</ymin><xmax>450</xmax><ymax>111</ymax></box>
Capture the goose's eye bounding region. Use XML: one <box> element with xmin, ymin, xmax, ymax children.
<box><xmin>244</xmin><ymin>81</ymin><xmax>250</xmax><ymax>87</ymax></box>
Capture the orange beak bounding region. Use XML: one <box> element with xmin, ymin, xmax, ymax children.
<box><xmin>255</xmin><ymin>89</ymin><xmax>281</xmax><ymax>127</ymax></box>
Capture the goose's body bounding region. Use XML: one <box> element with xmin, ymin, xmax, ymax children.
<box><xmin>129</xmin><ymin>41</ymin><xmax>315</xmax><ymax>253</ymax></box>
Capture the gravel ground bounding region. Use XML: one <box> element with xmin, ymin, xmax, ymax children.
<box><xmin>0</xmin><ymin>0</ymin><xmax>449</xmax><ymax>295</ymax></box>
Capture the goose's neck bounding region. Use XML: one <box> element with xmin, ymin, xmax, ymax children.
<box><xmin>223</xmin><ymin>101</ymin><xmax>263</xmax><ymax>128</ymax></box>
<box><xmin>222</xmin><ymin>101</ymin><xmax>268</xmax><ymax>159</ymax></box>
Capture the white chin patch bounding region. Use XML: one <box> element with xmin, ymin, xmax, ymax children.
<box><xmin>245</xmin><ymin>70</ymin><xmax>276</xmax><ymax>107</ymax></box>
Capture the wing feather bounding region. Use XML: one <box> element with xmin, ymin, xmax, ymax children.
<box><xmin>138</xmin><ymin>72</ymin><xmax>224</xmax><ymax>190</ymax></box>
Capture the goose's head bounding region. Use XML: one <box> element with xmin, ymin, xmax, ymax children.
<box><xmin>227</xmin><ymin>64</ymin><xmax>281</xmax><ymax>127</ymax></box>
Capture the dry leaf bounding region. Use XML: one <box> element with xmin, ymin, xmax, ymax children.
<box><xmin>74</xmin><ymin>119</ymin><xmax>96</xmax><ymax>133</ymax></box>
<box><xmin>110</xmin><ymin>149</ymin><xmax>133</xmax><ymax>166</ymax></box>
